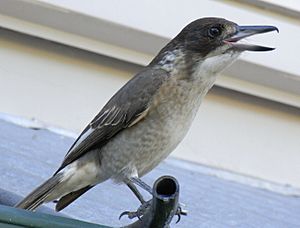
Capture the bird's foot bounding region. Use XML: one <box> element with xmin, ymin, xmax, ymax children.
<box><xmin>175</xmin><ymin>203</ymin><xmax>188</xmax><ymax>223</ymax></box>
<box><xmin>119</xmin><ymin>200</ymin><xmax>151</xmax><ymax>220</ymax></box>
<box><xmin>119</xmin><ymin>201</ymin><xmax>187</xmax><ymax>222</ymax></box>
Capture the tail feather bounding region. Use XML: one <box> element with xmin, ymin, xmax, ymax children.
<box><xmin>55</xmin><ymin>185</ymin><xmax>93</xmax><ymax>211</ymax></box>
<box><xmin>15</xmin><ymin>174</ymin><xmax>63</xmax><ymax>211</ymax></box>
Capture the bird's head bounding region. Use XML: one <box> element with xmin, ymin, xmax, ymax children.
<box><xmin>153</xmin><ymin>17</ymin><xmax>278</xmax><ymax>75</ymax></box>
<box><xmin>178</xmin><ymin>17</ymin><xmax>278</xmax><ymax>56</ymax></box>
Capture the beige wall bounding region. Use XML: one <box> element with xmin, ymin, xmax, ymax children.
<box><xmin>1</xmin><ymin>29</ymin><xmax>300</xmax><ymax>189</ymax></box>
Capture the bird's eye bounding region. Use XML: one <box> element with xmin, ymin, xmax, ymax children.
<box><xmin>208</xmin><ymin>27</ymin><xmax>221</xmax><ymax>38</ymax></box>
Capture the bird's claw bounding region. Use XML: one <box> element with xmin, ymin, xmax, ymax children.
<box><xmin>175</xmin><ymin>204</ymin><xmax>188</xmax><ymax>223</ymax></box>
<box><xmin>119</xmin><ymin>210</ymin><xmax>142</xmax><ymax>220</ymax></box>
<box><xmin>119</xmin><ymin>201</ymin><xmax>151</xmax><ymax>220</ymax></box>
<box><xmin>119</xmin><ymin>201</ymin><xmax>187</xmax><ymax>223</ymax></box>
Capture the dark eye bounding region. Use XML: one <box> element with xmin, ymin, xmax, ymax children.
<box><xmin>208</xmin><ymin>27</ymin><xmax>221</xmax><ymax>38</ymax></box>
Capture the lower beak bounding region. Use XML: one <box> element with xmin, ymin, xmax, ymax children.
<box><xmin>225</xmin><ymin>25</ymin><xmax>279</xmax><ymax>51</ymax></box>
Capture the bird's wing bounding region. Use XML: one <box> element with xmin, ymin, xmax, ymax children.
<box><xmin>54</xmin><ymin>68</ymin><xmax>169</xmax><ymax>174</ymax></box>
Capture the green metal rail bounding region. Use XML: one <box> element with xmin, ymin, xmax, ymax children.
<box><xmin>0</xmin><ymin>176</ymin><xmax>182</xmax><ymax>228</ymax></box>
<box><xmin>0</xmin><ymin>205</ymin><xmax>110</xmax><ymax>228</ymax></box>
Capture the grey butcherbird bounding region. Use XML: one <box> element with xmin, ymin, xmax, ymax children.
<box><xmin>16</xmin><ymin>17</ymin><xmax>278</xmax><ymax>219</ymax></box>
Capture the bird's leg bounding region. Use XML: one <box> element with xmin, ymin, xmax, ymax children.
<box><xmin>129</xmin><ymin>177</ymin><xmax>153</xmax><ymax>195</ymax></box>
<box><xmin>120</xmin><ymin>177</ymin><xmax>152</xmax><ymax>220</ymax></box>
<box><xmin>126</xmin><ymin>182</ymin><xmax>146</xmax><ymax>204</ymax></box>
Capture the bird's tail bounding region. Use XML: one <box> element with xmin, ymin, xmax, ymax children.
<box><xmin>15</xmin><ymin>173</ymin><xmax>63</xmax><ymax>211</ymax></box>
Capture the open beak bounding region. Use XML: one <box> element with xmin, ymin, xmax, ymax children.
<box><xmin>225</xmin><ymin>25</ymin><xmax>279</xmax><ymax>51</ymax></box>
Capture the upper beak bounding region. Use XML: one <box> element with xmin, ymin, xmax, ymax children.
<box><xmin>225</xmin><ymin>25</ymin><xmax>279</xmax><ymax>51</ymax></box>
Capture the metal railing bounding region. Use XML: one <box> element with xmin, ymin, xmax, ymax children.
<box><xmin>0</xmin><ymin>176</ymin><xmax>184</xmax><ymax>228</ymax></box>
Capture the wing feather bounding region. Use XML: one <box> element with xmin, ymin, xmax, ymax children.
<box><xmin>54</xmin><ymin>68</ymin><xmax>169</xmax><ymax>175</ymax></box>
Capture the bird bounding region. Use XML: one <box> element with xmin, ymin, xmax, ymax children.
<box><xmin>15</xmin><ymin>17</ymin><xmax>278</xmax><ymax>216</ymax></box>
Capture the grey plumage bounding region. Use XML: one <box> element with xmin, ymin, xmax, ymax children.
<box><xmin>55</xmin><ymin>185</ymin><xmax>93</xmax><ymax>211</ymax></box>
<box><xmin>55</xmin><ymin>68</ymin><xmax>170</xmax><ymax>175</ymax></box>
<box><xmin>16</xmin><ymin>68</ymin><xmax>171</xmax><ymax>211</ymax></box>
<box><xmin>15</xmin><ymin>17</ymin><xmax>278</xmax><ymax>212</ymax></box>
<box><xmin>15</xmin><ymin>173</ymin><xmax>63</xmax><ymax>210</ymax></box>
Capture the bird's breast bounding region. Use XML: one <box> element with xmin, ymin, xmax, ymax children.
<box><xmin>149</xmin><ymin>76</ymin><xmax>212</xmax><ymax>146</ymax></box>
<box><xmin>130</xmin><ymin>75</ymin><xmax>215</xmax><ymax>174</ymax></box>
<box><xmin>100</xmin><ymin>74</ymin><xmax>216</xmax><ymax>181</ymax></box>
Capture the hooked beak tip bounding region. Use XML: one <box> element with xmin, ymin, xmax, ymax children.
<box><xmin>238</xmin><ymin>25</ymin><xmax>279</xmax><ymax>34</ymax></box>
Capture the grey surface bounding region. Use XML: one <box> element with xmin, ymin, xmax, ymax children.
<box><xmin>0</xmin><ymin>118</ymin><xmax>300</xmax><ymax>228</ymax></box>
